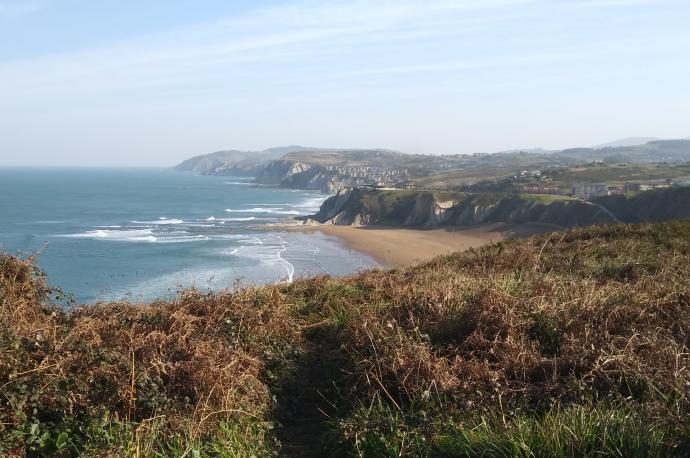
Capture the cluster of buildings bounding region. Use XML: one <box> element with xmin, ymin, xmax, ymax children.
<box><xmin>571</xmin><ymin>182</ymin><xmax>673</xmax><ymax>200</ymax></box>
<box><xmin>520</xmin><ymin>181</ymin><xmax>681</xmax><ymax>200</ymax></box>
<box><xmin>326</xmin><ymin>165</ymin><xmax>413</xmax><ymax>188</ymax></box>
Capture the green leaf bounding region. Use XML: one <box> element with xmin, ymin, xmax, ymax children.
<box><xmin>56</xmin><ymin>431</ymin><xmax>69</xmax><ymax>450</ymax></box>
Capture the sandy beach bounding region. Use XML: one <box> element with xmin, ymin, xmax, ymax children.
<box><xmin>318</xmin><ymin>224</ymin><xmax>511</xmax><ymax>268</ymax></box>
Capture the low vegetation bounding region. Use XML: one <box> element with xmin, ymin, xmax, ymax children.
<box><xmin>447</xmin><ymin>162</ymin><xmax>690</xmax><ymax>195</ymax></box>
<box><xmin>544</xmin><ymin>162</ymin><xmax>690</xmax><ymax>186</ymax></box>
<box><xmin>2</xmin><ymin>220</ymin><xmax>690</xmax><ymax>456</ymax></box>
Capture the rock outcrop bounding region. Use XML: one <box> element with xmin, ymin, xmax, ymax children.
<box><xmin>593</xmin><ymin>186</ymin><xmax>690</xmax><ymax>223</ymax></box>
<box><xmin>253</xmin><ymin>160</ymin><xmax>340</xmax><ymax>193</ymax></box>
<box><xmin>308</xmin><ymin>189</ymin><xmax>620</xmax><ymax>228</ymax></box>
<box><xmin>309</xmin><ymin>187</ymin><xmax>690</xmax><ymax>229</ymax></box>
<box><xmin>174</xmin><ymin>146</ymin><xmax>312</xmax><ymax>174</ymax></box>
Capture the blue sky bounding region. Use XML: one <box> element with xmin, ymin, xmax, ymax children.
<box><xmin>1</xmin><ymin>0</ymin><xmax>689</xmax><ymax>166</ymax></box>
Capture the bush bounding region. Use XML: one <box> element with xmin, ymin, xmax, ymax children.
<box><xmin>2</xmin><ymin>219</ymin><xmax>690</xmax><ymax>456</ymax></box>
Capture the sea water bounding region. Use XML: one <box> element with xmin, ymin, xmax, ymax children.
<box><xmin>0</xmin><ymin>167</ymin><xmax>377</xmax><ymax>303</ymax></box>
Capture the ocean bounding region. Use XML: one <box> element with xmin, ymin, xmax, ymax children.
<box><xmin>0</xmin><ymin>167</ymin><xmax>377</xmax><ymax>303</ymax></box>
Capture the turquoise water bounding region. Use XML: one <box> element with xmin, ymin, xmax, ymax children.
<box><xmin>0</xmin><ymin>168</ymin><xmax>377</xmax><ymax>303</ymax></box>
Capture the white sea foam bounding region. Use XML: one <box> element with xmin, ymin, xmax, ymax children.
<box><xmin>205</xmin><ymin>216</ymin><xmax>216</xmax><ymax>221</ymax></box>
<box><xmin>276</xmin><ymin>242</ymin><xmax>295</xmax><ymax>283</ymax></box>
<box><xmin>225</xmin><ymin>235</ymin><xmax>294</xmax><ymax>283</ymax></box>
<box><xmin>233</xmin><ymin>197</ymin><xmax>325</xmax><ymax>216</ymax></box>
<box><xmin>154</xmin><ymin>235</ymin><xmax>209</xmax><ymax>243</ymax></box>
<box><xmin>225</xmin><ymin>207</ymin><xmax>283</xmax><ymax>213</ymax></box>
<box><xmin>220</xmin><ymin>216</ymin><xmax>257</xmax><ymax>222</ymax></box>
<box><xmin>291</xmin><ymin>196</ymin><xmax>327</xmax><ymax>210</ymax></box>
<box><xmin>60</xmin><ymin>227</ymin><xmax>213</xmax><ymax>244</ymax></box>
<box><xmin>225</xmin><ymin>207</ymin><xmax>306</xmax><ymax>216</ymax></box>
<box><xmin>131</xmin><ymin>218</ymin><xmax>184</xmax><ymax>225</ymax></box>
<box><xmin>215</xmin><ymin>234</ymin><xmax>264</xmax><ymax>244</ymax></box>
<box><xmin>62</xmin><ymin>229</ymin><xmax>157</xmax><ymax>242</ymax></box>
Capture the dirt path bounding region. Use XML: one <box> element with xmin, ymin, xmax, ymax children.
<box><xmin>275</xmin><ymin>329</ymin><xmax>351</xmax><ymax>457</ymax></box>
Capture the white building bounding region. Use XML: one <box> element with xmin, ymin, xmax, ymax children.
<box><xmin>572</xmin><ymin>183</ymin><xmax>608</xmax><ymax>200</ymax></box>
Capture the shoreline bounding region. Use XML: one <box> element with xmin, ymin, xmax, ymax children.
<box><xmin>315</xmin><ymin>223</ymin><xmax>560</xmax><ymax>268</ymax></box>
<box><xmin>315</xmin><ymin>224</ymin><xmax>505</xmax><ymax>268</ymax></box>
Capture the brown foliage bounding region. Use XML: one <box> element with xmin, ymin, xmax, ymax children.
<box><xmin>1</xmin><ymin>258</ymin><xmax>303</xmax><ymax>445</ymax></box>
<box><xmin>1</xmin><ymin>220</ymin><xmax>690</xmax><ymax>454</ymax></box>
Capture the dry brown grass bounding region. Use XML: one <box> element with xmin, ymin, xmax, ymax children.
<box><xmin>304</xmin><ymin>223</ymin><xmax>690</xmax><ymax>413</ymax></box>
<box><xmin>1</xmin><ymin>258</ymin><xmax>303</xmax><ymax>455</ymax></box>
<box><xmin>2</xmin><ymin>220</ymin><xmax>690</xmax><ymax>456</ymax></box>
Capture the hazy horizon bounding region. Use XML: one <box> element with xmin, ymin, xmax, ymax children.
<box><xmin>1</xmin><ymin>0</ymin><xmax>690</xmax><ymax>166</ymax></box>
<box><xmin>4</xmin><ymin>137</ymin><xmax>690</xmax><ymax>169</ymax></box>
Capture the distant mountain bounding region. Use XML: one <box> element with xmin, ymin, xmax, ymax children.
<box><xmin>175</xmin><ymin>140</ymin><xmax>690</xmax><ymax>194</ymax></box>
<box><xmin>561</xmin><ymin>139</ymin><xmax>690</xmax><ymax>163</ymax></box>
<box><xmin>174</xmin><ymin>146</ymin><xmax>408</xmax><ymax>174</ymax></box>
<box><xmin>174</xmin><ymin>145</ymin><xmax>314</xmax><ymax>173</ymax></box>
<box><xmin>282</xmin><ymin>148</ymin><xmax>406</xmax><ymax>165</ymax></box>
<box><xmin>593</xmin><ymin>137</ymin><xmax>658</xmax><ymax>149</ymax></box>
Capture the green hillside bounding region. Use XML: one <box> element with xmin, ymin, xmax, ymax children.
<box><xmin>2</xmin><ymin>221</ymin><xmax>690</xmax><ymax>456</ymax></box>
<box><xmin>175</xmin><ymin>140</ymin><xmax>690</xmax><ymax>190</ymax></box>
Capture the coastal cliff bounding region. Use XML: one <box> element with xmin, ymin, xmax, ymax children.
<box><xmin>307</xmin><ymin>188</ymin><xmax>617</xmax><ymax>227</ymax></box>
<box><xmin>309</xmin><ymin>186</ymin><xmax>690</xmax><ymax>228</ymax></box>
<box><xmin>254</xmin><ymin>160</ymin><xmax>340</xmax><ymax>193</ymax></box>
<box><xmin>174</xmin><ymin>146</ymin><xmax>311</xmax><ymax>174</ymax></box>
<box><xmin>593</xmin><ymin>186</ymin><xmax>690</xmax><ymax>222</ymax></box>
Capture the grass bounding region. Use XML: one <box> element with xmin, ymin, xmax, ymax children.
<box><xmin>517</xmin><ymin>193</ymin><xmax>575</xmax><ymax>202</ymax></box>
<box><xmin>544</xmin><ymin>162</ymin><xmax>690</xmax><ymax>186</ymax></box>
<box><xmin>2</xmin><ymin>220</ymin><xmax>690</xmax><ymax>456</ymax></box>
<box><xmin>336</xmin><ymin>400</ymin><xmax>690</xmax><ymax>457</ymax></box>
<box><xmin>436</xmin><ymin>403</ymin><xmax>690</xmax><ymax>457</ymax></box>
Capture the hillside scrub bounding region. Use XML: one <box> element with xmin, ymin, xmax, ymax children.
<box><xmin>2</xmin><ymin>220</ymin><xmax>690</xmax><ymax>456</ymax></box>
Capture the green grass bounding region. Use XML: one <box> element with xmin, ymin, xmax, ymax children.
<box><xmin>436</xmin><ymin>404</ymin><xmax>689</xmax><ymax>458</ymax></box>
<box><xmin>545</xmin><ymin>162</ymin><xmax>690</xmax><ymax>186</ymax></box>
<box><xmin>517</xmin><ymin>193</ymin><xmax>575</xmax><ymax>202</ymax></box>
<box><xmin>334</xmin><ymin>401</ymin><xmax>690</xmax><ymax>458</ymax></box>
<box><xmin>3</xmin><ymin>220</ymin><xmax>690</xmax><ymax>456</ymax></box>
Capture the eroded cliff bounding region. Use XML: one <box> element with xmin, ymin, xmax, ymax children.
<box><xmin>307</xmin><ymin>188</ymin><xmax>620</xmax><ymax>228</ymax></box>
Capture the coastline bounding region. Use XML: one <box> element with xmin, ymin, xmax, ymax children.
<box><xmin>317</xmin><ymin>224</ymin><xmax>507</xmax><ymax>268</ymax></box>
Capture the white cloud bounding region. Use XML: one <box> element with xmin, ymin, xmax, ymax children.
<box><xmin>0</xmin><ymin>1</ymin><xmax>540</xmax><ymax>99</ymax></box>
<box><xmin>1</xmin><ymin>0</ymin><xmax>689</xmax><ymax>163</ymax></box>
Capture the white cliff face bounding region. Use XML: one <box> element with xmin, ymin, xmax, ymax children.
<box><xmin>289</xmin><ymin>162</ymin><xmax>311</xmax><ymax>175</ymax></box>
<box><xmin>251</xmin><ymin>160</ymin><xmax>342</xmax><ymax>193</ymax></box>
<box><xmin>430</xmin><ymin>199</ymin><xmax>458</xmax><ymax>226</ymax></box>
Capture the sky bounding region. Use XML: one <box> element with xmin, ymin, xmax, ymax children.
<box><xmin>0</xmin><ymin>0</ymin><xmax>689</xmax><ymax>166</ymax></box>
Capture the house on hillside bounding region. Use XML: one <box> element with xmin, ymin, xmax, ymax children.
<box><xmin>572</xmin><ymin>183</ymin><xmax>608</xmax><ymax>200</ymax></box>
<box><xmin>624</xmin><ymin>183</ymin><xmax>641</xmax><ymax>193</ymax></box>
